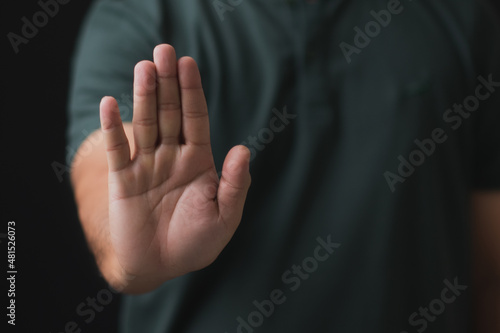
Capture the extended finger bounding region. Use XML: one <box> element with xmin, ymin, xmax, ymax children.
<box><xmin>154</xmin><ymin>44</ymin><xmax>182</xmax><ymax>145</ymax></box>
<box><xmin>178</xmin><ymin>57</ymin><xmax>210</xmax><ymax>146</ymax></box>
<box><xmin>133</xmin><ymin>61</ymin><xmax>158</xmax><ymax>155</ymax></box>
<box><xmin>100</xmin><ymin>96</ymin><xmax>131</xmax><ymax>171</ymax></box>
<box><xmin>217</xmin><ymin>145</ymin><xmax>251</xmax><ymax>230</ymax></box>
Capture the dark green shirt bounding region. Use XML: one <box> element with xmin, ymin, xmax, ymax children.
<box><xmin>68</xmin><ymin>0</ymin><xmax>500</xmax><ymax>332</ymax></box>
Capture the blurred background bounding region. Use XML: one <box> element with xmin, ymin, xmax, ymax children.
<box><xmin>2</xmin><ymin>1</ymin><xmax>500</xmax><ymax>332</ymax></box>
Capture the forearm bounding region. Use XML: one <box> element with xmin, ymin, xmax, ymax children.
<box><xmin>70</xmin><ymin>125</ymin><xmax>135</xmax><ymax>291</ymax></box>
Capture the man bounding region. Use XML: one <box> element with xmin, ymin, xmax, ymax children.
<box><xmin>68</xmin><ymin>0</ymin><xmax>500</xmax><ymax>332</ymax></box>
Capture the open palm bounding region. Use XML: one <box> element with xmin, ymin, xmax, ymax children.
<box><xmin>100</xmin><ymin>45</ymin><xmax>251</xmax><ymax>292</ymax></box>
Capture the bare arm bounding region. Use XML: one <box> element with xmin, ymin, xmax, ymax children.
<box><xmin>71</xmin><ymin>125</ymin><xmax>135</xmax><ymax>291</ymax></box>
<box><xmin>472</xmin><ymin>191</ymin><xmax>500</xmax><ymax>332</ymax></box>
<box><xmin>70</xmin><ymin>44</ymin><xmax>251</xmax><ymax>294</ymax></box>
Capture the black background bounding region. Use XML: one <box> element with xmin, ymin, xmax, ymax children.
<box><xmin>3</xmin><ymin>1</ymin><xmax>119</xmax><ymax>332</ymax></box>
<box><xmin>2</xmin><ymin>1</ymin><xmax>500</xmax><ymax>333</ymax></box>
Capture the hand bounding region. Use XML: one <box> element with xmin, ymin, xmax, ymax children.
<box><xmin>99</xmin><ymin>44</ymin><xmax>251</xmax><ymax>292</ymax></box>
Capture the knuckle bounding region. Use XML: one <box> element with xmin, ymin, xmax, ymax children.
<box><xmin>134</xmin><ymin>117</ymin><xmax>157</xmax><ymax>127</ymax></box>
<box><xmin>157</xmin><ymin>101</ymin><xmax>181</xmax><ymax>112</ymax></box>
<box><xmin>106</xmin><ymin>140</ymin><xmax>128</xmax><ymax>152</ymax></box>
<box><xmin>183</xmin><ymin>111</ymin><xmax>207</xmax><ymax>119</ymax></box>
<box><xmin>137</xmin><ymin>145</ymin><xmax>156</xmax><ymax>155</ymax></box>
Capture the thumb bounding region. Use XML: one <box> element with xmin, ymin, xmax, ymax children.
<box><xmin>217</xmin><ymin>145</ymin><xmax>251</xmax><ymax>229</ymax></box>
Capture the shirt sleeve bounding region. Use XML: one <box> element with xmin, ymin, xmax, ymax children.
<box><xmin>66</xmin><ymin>0</ymin><xmax>164</xmax><ymax>166</ymax></box>
<box><xmin>471</xmin><ymin>1</ymin><xmax>500</xmax><ymax>190</ymax></box>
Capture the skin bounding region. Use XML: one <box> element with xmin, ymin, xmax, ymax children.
<box><xmin>71</xmin><ymin>44</ymin><xmax>500</xmax><ymax>330</ymax></box>
<box><xmin>472</xmin><ymin>191</ymin><xmax>500</xmax><ymax>332</ymax></box>
<box><xmin>71</xmin><ymin>44</ymin><xmax>251</xmax><ymax>293</ymax></box>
